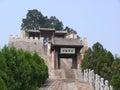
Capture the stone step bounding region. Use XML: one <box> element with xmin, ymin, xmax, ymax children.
<box><xmin>62</xmin><ymin>82</ymin><xmax>78</xmax><ymax>90</ymax></box>
<box><xmin>63</xmin><ymin>79</ymin><xmax>75</xmax><ymax>83</ymax></box>
<box><xmin>75</xmin><ymin>81</ymin><xmax>90</xmax><ymax>90</ymax></box>
<box><xmin>61</xmin><ymin>59</ymin><xmax>75</xmax><ymax>79</ymax></box>
<box><xmin>48</xmin><ymin>80</ymin><xmax>63</xmax><ymax>90</ymax></box>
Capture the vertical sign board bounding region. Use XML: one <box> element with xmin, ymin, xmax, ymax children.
<box><xmin>60</xmin><ymin>48</ymin><xmax>75</xmax><ymax>54</ymax></box>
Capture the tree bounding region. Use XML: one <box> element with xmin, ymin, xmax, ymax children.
<box><xmin>0</xmin><ymin>77</ymin><xmax>7</xmax><ymax>90</ymax></box>
<box><xmin>81</xmin><ymin>42</ymin><xmax>114</xmax><ymax>81</ymax></box>
<box><xmin>110</xmin><ymin>56</ymin><xmax>120</xmax><ymax>90</ymax></box>
<box><xmin>0</xmin><ymin>46</ymin><xmax>48</xmax><ymax>90</ymax></box>
<box><xmin>110</xmin><ymin>75</ymin><xmax>120</xmax><ymax>90</ymax></box>
<box><xmin>111</xmin><ymin>58</ymin><xmax>120</xmax><ymax>77</ymax></box>
<box><xmin>49</xmin><ymin>16</ymin><xmax>63</xmax><ymax>30</ymax></box>
<box><xmin>21</xmin><ymin>9</ymin><xmax>44</xmax><ymax>30</ymax></box>
<box><xmin>81</xmin><ymin>48</ymin><xmax>93</xmax><ymax>70</ymax></box>
<box><xmin>0</xmin><ymin>51</ymin><xmax>7</xmax><ymax>90</ymax></box>
<box><xmin>82</xmin><ymin>42</ymin><xmax>120</xmax><ymax>90</ymax></box>
<box><xmin>21</xmin><ymin>9</ymin><xmax>77</xmax><ymax>34</ymax></box>
<box><xmin>64</xmin><ymin>26</ymin><xmax>77</xmax><ymax>34</ymax></box>
<box><xmin>21</xmin><ymin>9</ymin><xmax>63</xmax><ymax>30</ymax></box>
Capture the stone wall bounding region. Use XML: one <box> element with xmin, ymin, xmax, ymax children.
<box><xmin>9</xmin><ymin>35</ymin><xmax>44</xmax><ymax>56</ymax></box>
<box><xmin>8</xmin><ymin>35</ymin><xmax>53</xmax><ymax>73</ymax></box>
<box><xmin>65</xmin><ymin>33</ymin><xmax>78</xmax><ymax>39</ymax></box>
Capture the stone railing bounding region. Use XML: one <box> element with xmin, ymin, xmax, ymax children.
<box><xmin>83</xmin><ymin>69</ymin><xmax>113</xmax><ymax>90</ymax></box>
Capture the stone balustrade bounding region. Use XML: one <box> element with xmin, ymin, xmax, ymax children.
<box><xmin>83</xmin><ymin>69</ymin><xmax>113</xmax><ymax>90</ymax></box>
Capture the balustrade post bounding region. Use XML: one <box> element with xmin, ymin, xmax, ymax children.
<box><xmin>109</xmin><ymin>85</ymin><xmax>113</xmax><ymax>90</ymax></box>
<box><xmin>95</xmin><ymin>74</ymin><xmax>100</xmax><ymax>90</ymax></box>
<box><xmin>104</xmin><ymin>80</ymin><xmax>110</xmax><ymax>90</ymax></box>
<box><xmin>89</xmin><ymin>70</ymin><xmax>95</xmax><ymax>90</ymax></box>
<box><xmin>100</xmin><ymin>78</ymin><xmax>104</xmax><ymax>90</ymax></box>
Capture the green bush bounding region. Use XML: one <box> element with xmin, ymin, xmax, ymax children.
<box><xmin>0</xmin><ymin>76</ymin><xmax>7</xmax><ymax>90</ymax></box>
<box><xmin>0</xmin><ymin>46</ymin><xmax>48</xmax><ymax>90</ymax></box>
<box><xmin>110</xmin><ymin>75</ymin><xmax>120</xmax><ymax>90</ymax></box>
<box><xmin>81</xmin><ymin>42</ymin><xmax>114</xmax><ymax>81</ymax></box>
<box><xmin>81</xmin><ymin>42</ymin><xmax>120</xmax><ymax>90</ymax></box>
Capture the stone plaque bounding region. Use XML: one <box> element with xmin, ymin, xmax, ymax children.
<box><xmin>60</xmin><ymin>48</ymin><xmax>75</xmax><ymax>54</ymax></box>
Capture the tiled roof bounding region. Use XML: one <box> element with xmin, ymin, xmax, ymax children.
<box><xmin>24</xmin><ymin>28</ymin><xmax>55</xmax><ymax>32</ymax></box>
<box><xmin>52</xmin><ymin>38</ymin><xmax>83</xmax><ymax>46</ymax></box>
<box><xmin>24</xmin><ymin>28</ymin><xmax>68</xmax><ymax>35</ymax></box>
<box><xmin>55</xmin><ymin>31</ymin><xmax>67</xmax><ymax>34</ymax></box>
<box><xmin>39</xmin><ymin>28</ymin><xmax>55</xmax><ymax>31</ymax></box>
<box><xmin>26</xmin><ymin>30</ymin><xmax>40</xmax><ymax>32</ymax></box>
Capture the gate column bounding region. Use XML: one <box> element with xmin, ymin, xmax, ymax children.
<box><xmin>77</xmin><ymin>52</ymin><xmax>80</xmax><ymax>69</ymax></box>
<box><xmin>72</xmin><ymin>56</ymin><xmax>77</xmax><ymax>69</ymax></box>
<box><xmin>55</xmin><ymin>51</ymin><xmax>58</xmax><ymax>69</ymax></box>
<box><xmin>51</xmin><ymin>50</ymin><xmax>55</xmax><ymax>69</ymax></box>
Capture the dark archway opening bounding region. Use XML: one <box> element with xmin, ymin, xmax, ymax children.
<box><xmin>58</xmin><ymin>54</ymin><xmax>77</xmax><ymax>69</ymax></box>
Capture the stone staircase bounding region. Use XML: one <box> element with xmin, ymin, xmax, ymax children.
<box><xmin>61</xmin><ymin>59</ymin><xmax>90</xmax><ymax>90</ymax></box>
<box><xmin>40</xmin><ymin>57</ymin><xmax>90</xmax><ymax>90</ymax></box>
<box><xmin>60</xmin><ymin>59</ymin><xmax>75</xmax><ymax>81</ymax></box>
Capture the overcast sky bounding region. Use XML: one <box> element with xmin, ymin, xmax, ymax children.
<box><xmin>0</xmin><ymin>0</ymin><xmax>120</xmax><ymax>55</ymax></box>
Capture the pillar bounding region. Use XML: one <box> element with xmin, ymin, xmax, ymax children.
<box><xmin>77</xmin><ymin>52</ymin><xmax>80</xmax><ymax>69</ymax></box>
<box><xmin>51</xmin><ymin>50</ymin><xmax>55</xmax><ymax>69</ymax></box>
<box><xmin>55</xmin><ymin>51</ymin><xmax>58</xmax><ymax>69</ymax></box>
<box><xmin>47</xmin><ymin>43</ymin><xmax>51</xmax><ymax>57</ymax></box>
<box><xmin>72</xmin><ymin>56</ymin><xmax>77</xmax><ymax>69</ymax></box>
<box><xmin>58</xmin><ymin>58</ymin><xmax>60</xmax><ymax>69</ymax></box>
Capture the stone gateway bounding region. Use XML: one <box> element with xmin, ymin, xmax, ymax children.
<box><xmin>9</xmin><ymin>28</ymin><xmax>87</xmax><ymax>70</ymax></box>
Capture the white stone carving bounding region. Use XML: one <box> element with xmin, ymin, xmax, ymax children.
<box><xmin>84</xmin><ymin>69</ymin><xmax>89</xmax><ymax>81</ymax></box>
<box><xmin>100</xmin><ymin>78</ymin><xmax>104</xmax><ymax>90</ymax></box>
<box><xmin>89</xmin><ymin>70</ymin><xmax>95</xmax><ymax>90</ymax></box>
<box><xmin>109</xmin><ymin>85</ymin><xmax>113</xmax><ymax>90</ymax></box>
<box><xmin>84</xmin><ymin>70</ymin><xmax>86</xmax><ymax>81</ymax></box>
<box><xmin>83</xmin><ymin>69</ymin><xmax>112</xmax><ymax>90</ymax></box>
<box><xmin>104</xmin><ymin>80</ymin><xmax>109</xmax><ymax>90</ymax></box>
<box><xmin>95</xmin><ymin>74</ymin><xmax>100</xmax><ymax>90</ymax></box>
